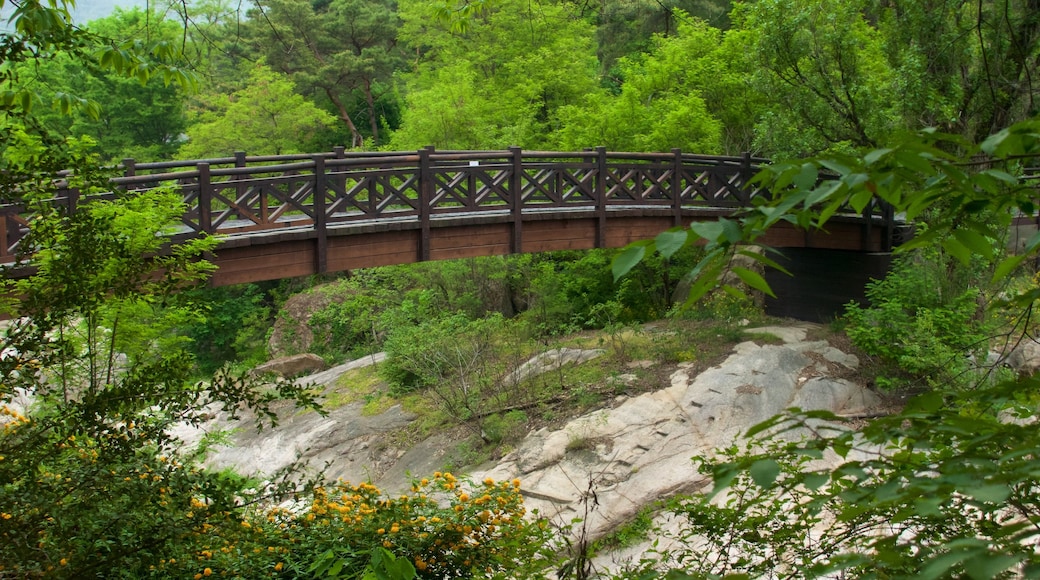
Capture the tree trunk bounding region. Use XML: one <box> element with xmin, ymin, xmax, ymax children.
<box><xmin>326</xmin><ymin>89</ymin><xmax>364</xmax><ymax>148</ymax></box>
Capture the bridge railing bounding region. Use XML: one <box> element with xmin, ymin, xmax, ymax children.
<box><xmin>0</xmin><ymin>147</ymin><xmax>896</xmax><ymax>264</ymax></box>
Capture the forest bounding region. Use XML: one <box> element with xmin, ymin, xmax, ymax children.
<box><xmin>2</xmin><ymin>0</ymin><xmax>1040</xmax><ymax>577</ymax></box>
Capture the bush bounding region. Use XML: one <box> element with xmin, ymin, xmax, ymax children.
<box><xmin>147</xmin><ymin>473</ymin><xmax>554</xmax><ymax>579</ymax></box>
<box><xmin>843</xmin><ymin>251</ymin><xmax>990</xmax><ymax>389</ymax></box>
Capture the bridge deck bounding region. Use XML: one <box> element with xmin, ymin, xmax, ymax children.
<box><xmin>0</xmin><ymin>148</ymin><xmax>898</xmax><ymax>287</ymax></box>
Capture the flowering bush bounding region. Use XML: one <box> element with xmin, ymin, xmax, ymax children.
<box><xmin>144</xmin><ymin>473</ymin><xmax>554</xmax><ymax>579</ymax></box>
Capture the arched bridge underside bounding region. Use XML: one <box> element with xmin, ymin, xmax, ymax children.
<box><xmin>0</xmin><ymin>148</ymin><xmax>899</xmax><ymax>289</ymax></box>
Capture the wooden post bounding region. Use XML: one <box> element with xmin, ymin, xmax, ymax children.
<box><xmin>418</xmin><ymin>146</ymin><xmax>433</xmax><ymax>261</ymax></box>
<box><xmin>595</xmin><ymin>146</ymin><xmax>607</xmax><ymax>248</ymax></box>
<box><xmin>861</xmin><ymin>201</ymin><xmax>873</xmax><ymax>252</ymax></box>
<box><xmin>65</xmin><ymin>187</ymin><xmax>79</xmax><ymax>217</ymax></box>
<box><xmin>0</xmin><ymin>209</ymin><xmax>8</xmax><ymax>261</ymax></box>
<box><xmin>314</xmin><ymin>156</ymin><xmax>328</xmax><ymax>274</ymax></box>
<box><xmin>509</xmin><ymin>146</ymin><xmax>523</xmax><ymax>254</ymax></box>
<box><xmin>122</xmin><ymin>158</ymin><xmax>136</xmax><ymax>178</ymax></box>
<box><xmin>198</xmin><ymin>163</ymin><xmax>212</xmax><ymax>235</ymax></box>
<box><xmin>672</xmin><ymin>148</ymin><xmax>683</xmax><ymax>226</ymax></box>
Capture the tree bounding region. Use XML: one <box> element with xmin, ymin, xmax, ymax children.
<box><xmin>554</xmin><ymin>16</ymin><xmax>729</xmax><ymax>153</ymax></box>
<box><xmin>0</xmin><ymin>1</ymin><xmax>321</xmax><ymax>574</ymax></box>
<box><xmin>392</xmin><ymin>0</ymin><xmax>600</xmax><ymax>150</ymax></box>
<box><xmin>246</xmin><ymin>0</ymin><xmax>403</xmax><ymax>147</ymax></box>
<box><xmin>613</xmin><ymin>115</ymin><xmax>1040</xmax><ymax>577</ymax></box>
<box><xmin>179</xmin><ymin>62</ymin><xmax>336</xmax><ymax>157</ymax></box>
<box><xmin>871</xmin><ymin>0</ymin><xmax>1040</xmax><ymax>143</ymax></box>
<box><xmin>26</xmin><ymin>8</ymin><xmax>190</xmax><ymax>161</ymax></box>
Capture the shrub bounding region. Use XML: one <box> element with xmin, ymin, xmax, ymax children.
<box><xmin>148</xmin><ymin>473</ymin><xmax>554</xmax><ymax>579</ymax></box>
<box><xmin>843</xmin><ymin>251</ymin><xmax>990</xmax><ymax>389</ymax></box>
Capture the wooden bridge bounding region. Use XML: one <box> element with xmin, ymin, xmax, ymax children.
<box><xmin>0</xmin><ymin>148</ymin><xmax>898</xmax><ymax>298</ymax></box>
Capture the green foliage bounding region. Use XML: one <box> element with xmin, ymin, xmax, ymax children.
<box><xmin>179</xmin><ymin>63</ymin><xmax>336</xmax><ymax>157</ymax></box>
<box><xmin>734</xmin><ymin>0</ymin><xmax>899</xmax><ymax>156</ymax></box>
<box><xmin>844</xmin><ymin>252</ymin><xmax>991</xmax><ymax>389</ymax></box>
<box><xmin>555</xmin><ymin>17</ymin><xmax>726</xmax><ymax>153</ymax></box>
<box><xmin>480</xmin><ymin>410</ymin><xmax>528</xmax><ymax>444</ymax></box>
<box><xmin>25</xmin><ymin>8</ymin><xmax>191</xmax><ymax>161</ymax></box>
<box><xmin>636</xmin><ymin>380</ymin><xmax>1040</xmax><ymax>578</ymax></box>
<box><xmin>0</xmin><ymin>148</ymin><xmax>323</xmax><ymax>575</ymax></box>
<box><xmin>392</xmin><ymin>0</ymin><xmax>600</xmax><ymax>149</ymax></box>
<box><xmin>612</xmin><ymin>116</ymin><xmax>1040</xmax><ymax>577</ymax></box>
<box><xmin>246</xmin><ymin>0</ymin><xmax>403</xmax><ymax>147</ymax></box>
<box><xmin>183</xmin><ymin>283</ymin><xmax>274</xmax><ymax>375</ymax></box>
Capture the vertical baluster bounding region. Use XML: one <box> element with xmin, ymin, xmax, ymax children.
<box><xmin>314</xmin><ymin>156</ymin><xmax>327</xmax><ymax>274</ymax></box>
<box><xmin>510</xmin><ymin>146</ymin><xmax>523</xmax><ymax>254</ymax></box>
<box><xmin>672</xmin><ymin>148</ymin><xmax>683</xmax><ymax>226</ymax></box>
<box><xmin>595</xmin><ymin>146</ymin><xmax>607</xmax><ymax>248</ymax></box>
<box><xmin>198</xmin><ymin>163</ymin><xmax>212</xmax><ymax>235</ymax></box>
<box><xmin>418</xmin><ymin>146</ymin><xmax>433</xmax><ymax>261</ymax></box>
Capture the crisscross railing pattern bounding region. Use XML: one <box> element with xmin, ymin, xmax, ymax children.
<box><xmin>0</xmin><ymin>147</ymin><xmax>897</xmax><ymax>265</ymax></box>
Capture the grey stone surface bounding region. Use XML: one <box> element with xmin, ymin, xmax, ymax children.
<box><xmin>252</xmin><ymin>353</ymin><xmax>327</xmax><ymax>378</ymax></box>
<box><xmin>474</xmin><ymin>334</ymin><xmax>881</xmax><ymax>548</ymax></box>
<box><xmin>174</xmin><ymin>328</ymin><xmax>881</xmax><ymax>576</ymax></box>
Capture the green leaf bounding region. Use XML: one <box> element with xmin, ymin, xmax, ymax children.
<box><xmin>942</xmin><ymin>236</ymin><xmax>972</xmax><ymax>266</ymax></box>
<box><xmin>963</xmin><ymin>483</ymin><xmax>1010</xmax><ymax>503</ymax></box>
<box><xmin>736</xmin><ymin>248</ymin><xmax>792</xmax><ymax>277</ymax></box>
<box><xmin>818</xmin><ymin>158</ymin><xmax>851</xmax><ymax>175</ymax></box>
<box><xmin>806</xmin><ymin>180</ymin><xmax>844</xmax><ymax>206</ymax></box>
<box><xmin>904</xmin><ymin>391</ymin><xmax>944</xmax><ymax>414</ymax></box>
<box><xmin>980</xmin><ymin>127</ymin><xmax>1011</xmax><ymax>154</ymax></box>
<box><xmin>992</xmin><ymin>255</ymin><xmax>1026</xmax><ymax>284</ymax></box>
<box><xmin>952</xmin><ymin>228</ymin><xmax>993</xmax><ymax>260</ymax></box>
<box><xmin>863</xmin><ymin>148</ymin><xmax>892</xmax><ymax>166</ymax></box>
<box><xmin>749</xmin><ymin>458</ymin><xmax>781</xmax><ymax>488</ymax></box>
<box><xmin>690</xmin><ymin>221</ymin><xmax>725</xmax><ymax>244</ymax></box>
<box><xmin>732</xmin><ymin>267</ymin><xmax>776</xmax><ymax>298</ymax></box>
<box><xmin>612</xmin><ymin>243</ymin><xmax>648</xmax><ymax>281</ymax></box>
<box><xmin>919</xmin><ymin>549</ymin><xmax>974</xmax><ymax>580</ymax></box>
<box><xmin>793</xmin><ymin>162</ymin><xmax>819</xmax><ymax>190</ymax></box>
<box><xmin>709</xmin><ymin>463</ymin><xmax>741</xmax><ymax>498</ymax></box>
<box><xmin>802</xmin><ymin>472</ymin><xmax>829</xmax><ymax>490</ymax></box>
<box><xmin>849</xmin><ymin>188</ymin><xmax>873</xmax><ymax>213</ymax></box>
<box><xmin>964</xmin><ymin>554</ymin><xmax>1021</xmax><ymax>580</ymax></box>
<box><xmin>720</xmin><ymin>219</ymin><xmax>743</xmax><ymax>244</ymax></box>
<box><xmin>655</xmin><ymin>228</ymin><xmax>688</xmax><ymax>259</ymax></box>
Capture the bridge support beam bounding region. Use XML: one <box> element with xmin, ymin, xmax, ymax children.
<box><xmin>763</xmin><ymin>248</ymin><xmax>893</xmax><ymax>322</ymax></box>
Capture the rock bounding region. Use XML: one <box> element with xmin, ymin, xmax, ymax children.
<box><xmin>1007</xmin><ymin>339</ymin><xmax>1040</xmax><ymax>376</ymax></box>
<box><xmin>504</xmin><ymin>348</ymin><xmax>605</xmax><ymax>386</ymax></box>
<box><xmin>252</xmin><ymin>353</ymin><xmax>326</xmax><ymax>378</ymax></box>
<box><xmin>473</xmin><ymin>334</ymin><xmax>882</xmax><ymax>549</ymax></box>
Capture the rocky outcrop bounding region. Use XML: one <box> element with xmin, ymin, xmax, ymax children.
<box><xmin>175</xmin><ymin>323</ymin><xmax>882</xmax><ymax>573</ymax></box>
<box><xmin>474</xmin><ymin>324</ymin><xmax>878</xmax><ymax>546</ymax></box>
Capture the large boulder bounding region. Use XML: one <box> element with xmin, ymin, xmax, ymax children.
<box><xmin>252</xmin><ymin>353</ymin><xmax>326</xmax><ymax>378</ymax></box>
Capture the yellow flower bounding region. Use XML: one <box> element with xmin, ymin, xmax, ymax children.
<box><xmin>274</xmin><ymin>562</ymin><xmax>284</xmax><ymax>571</ymax></box>
<box><xmin>458</xmin><ymin>493</ymin><xmax>469</xmax><ymax>502</ymax></box>
<box><xmin>483</xmin><ymin>477</ymin><xmax>495</xmax><ymax>486</ymax></box>
<box><xmin>203</xmin><ymin>568</ymin><xmax>213</xmax><ymax>576</ymax></box>
<box><xmin>59</xmin><ymin>559</ymin><xmax>67</xmax><ymax>566</ymax></box>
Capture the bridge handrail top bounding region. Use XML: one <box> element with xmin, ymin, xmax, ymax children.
<box><xmin>117</xmin><ymin>149</ymin><xmax>772</xmax><ymax>175</ymax></box>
